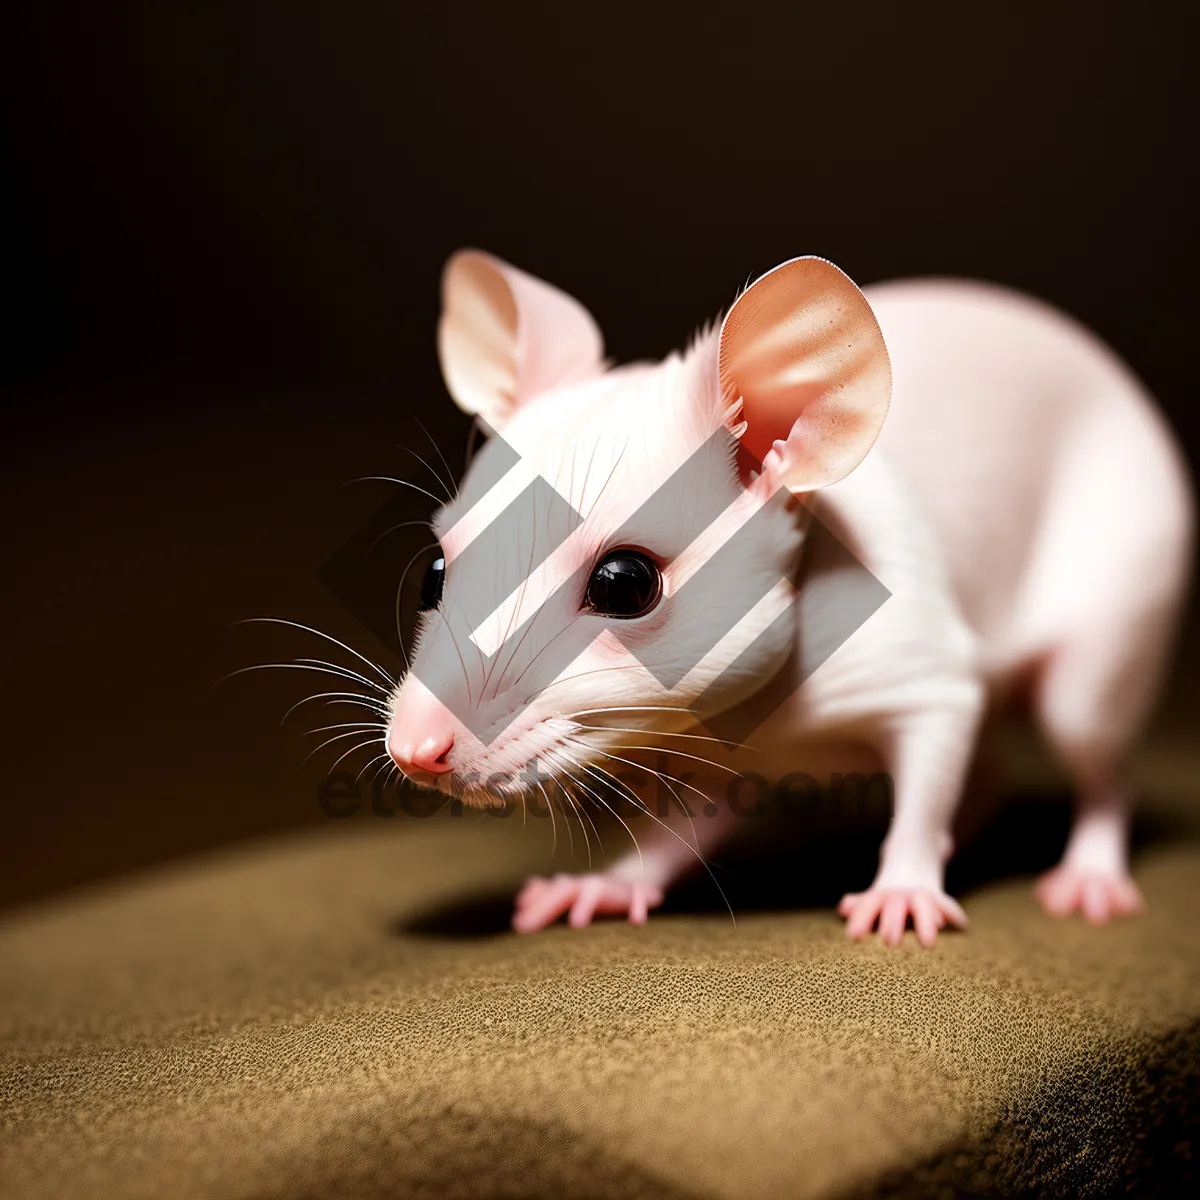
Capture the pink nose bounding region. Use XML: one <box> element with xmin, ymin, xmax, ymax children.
<box><xmin>387</xmin><ymin>679</ymin><xmax>459</xmax><ymax>778</ymax></box>
<box><xmin>388</xmin><ymin>726</ymin><xmax>455</xmax><ymax>776</ymax></box>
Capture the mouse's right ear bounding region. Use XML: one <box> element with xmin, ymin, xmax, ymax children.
<box><xmin>719</xmin><ymin>257</ymin><xmax>892</xmax><ymax>494</ymax></box>
<box><xmin>437</xmin><ymin>250</ymin><xmax>606</xmax><ymax>432</ymax></box>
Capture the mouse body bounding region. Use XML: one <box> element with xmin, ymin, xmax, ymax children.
<box><xmin>384</xmin><ymin>252</ymin><xmax>1193</xmax><ymax>945</ymax></box>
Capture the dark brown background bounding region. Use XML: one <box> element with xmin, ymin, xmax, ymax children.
<box><xmin>1</xmin><ymin>1</ymin><xmax>1196</xmax><ymax>909</ymax></box>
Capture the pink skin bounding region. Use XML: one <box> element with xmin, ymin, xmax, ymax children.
<box><xmin>510</xmin><ymin>792</ymin><xmax>738</xmax><ymax>934</ymax></box>
<box><xmin>387</xmin><ymin>252</ymin><xmax>1193</xmax><ymax>946</ymax></box>
<box><xmin>1036</xmin><ymin>866</ymin><xmax>1145</xmax><ymax>924</ymax></box>
<box><xmin>838</xmin><ymin>889</ymin><xmax>968</xmax><ymax>949</ymax></box>
<box><xmin>1034</xmin><ymin>781</ymin><xmax>1145</xmax><ymax>923</ymax></box>
<box><xmin>513</xmin><ymin>875</ymin><xmax>665</xmax><ymax>932</ymax></box>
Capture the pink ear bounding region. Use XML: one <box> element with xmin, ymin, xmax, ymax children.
<box><xmin>437</xmin><ymin>250</ymin><xmax>605</xmax><ymax>430</ymax></box>
<box><xmin>718</xmin><ymin>257</ymin><xmax>891</xmax><ymax>492</ymax></box>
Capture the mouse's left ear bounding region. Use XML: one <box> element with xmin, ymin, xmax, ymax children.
<box><xmin>719</xmin><ymin>257</ymin><xmax>892</xmax><ymax>493</ymax></box>
<box><xmin>437</xmin><ymin>250</ymin><xmax>606</xmax><ymax>432</ymax></box>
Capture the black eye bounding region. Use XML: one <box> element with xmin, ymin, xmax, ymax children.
<box><xmin>585</xmin><ymin>550</ymin><xmax>662</xmax><ymax>619</ymax></box>
<box><xmin>420</xmin><ymin>555</ymin><xmax>445</xmax><ymax>611</ymax></box>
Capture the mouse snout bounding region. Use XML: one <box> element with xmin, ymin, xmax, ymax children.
<box><xmin>387</xmin><ymin>679</ymin><xmax>457</xmax><ymax>780</ymax></box>
<box><xmin>388</xmin><ymin>726</ymin><xmax>454</xmax><ymax>775</ymax></box>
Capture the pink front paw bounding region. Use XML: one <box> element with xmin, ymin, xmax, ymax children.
<box><xmin>512</xmin><ymin>873</ymin><xmax>665</xmax><ymax>933</ymax></box>
<box><xmin>1035</xmin><ymin>864</ymin><xmax>1145</xmax><ymax>924</ymax></box>
<box><xmin>838</xmin><ymin>886</ymin><xmax>968</xmax><ymax>948</ymax></box>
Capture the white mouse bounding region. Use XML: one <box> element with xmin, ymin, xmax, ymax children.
<box><xmin>382</xmin><ymin>250</ymin><xmax>1193</xmax><ymax>946</ymax></box>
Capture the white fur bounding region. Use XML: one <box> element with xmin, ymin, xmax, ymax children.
<box><xmin>388</xmin><ymin>259</ymin><xmax>1193</xmax><ymax>941</ymax></box>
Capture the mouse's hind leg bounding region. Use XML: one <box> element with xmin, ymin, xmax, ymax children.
<box><xmin>1029</xmin><ymin>587</ymin><xmax>1184</xmax><ymax>923</ymax></box>
<box><xmin>1022</xmin><ymin>402</ymin><xmax>1191</xmax><ymax>924</ymax></box>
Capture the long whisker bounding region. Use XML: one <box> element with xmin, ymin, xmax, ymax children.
<box><xmin>559</xmin><ymin>783</ymin><xmax>593</xmax><ymax>868</ymax></box>
<box><xmin>349</xmin><ymin>475</ymin><xmax>446</xmax><ymax>508</ymax></box>
<box><xmin>507</xmin><ymin>610</ymin><xmax>588</xmax><ymax>695</ymax></box>
<box><xmin>568</xmin><ymin>439</ymin><xmax>580</xmax><ymax>532</ymax></box>
<box><xmin>581</xmin><ymin>438</ymin><xmax>628</xmax><ymax>521</ymax></box>
<box><xmin>577</xmin><ymin>746</ymin><xmax>699</xmax><ymax>833</ymax></box>
<box><xmin>575</xmin><ymin>756</ymin><xmax>735</xmax><ymax>925</ymax></box>
<box><xmin>367</xmin><ymin>518</ymin><xmax>435</xmax><ymax>559</ymax></box>
<box><xmin>492</xmin><ymin>440</ymin><xmax>629</xmax><ymax>701</ymax></box>
<box><xmin>325</xmin><ymin>733</ymin><xmax>388</xmax><ymax>775</ymax></box>
<box><xmin>537</xmin><ymin>782</ymin><xmax>559</xmax><ymax>864</ymax></box>
<box><xmin>302</xmin><ymin>720</ymin><xmax>385</xmax><ymax>738</ymax></box>
<box><xmin>238</xmin><ymin>617</ymin><xmax>395</xmax><ymax>686</ymax></box>
<box><xmin>303</xmin><ymin>728</ymin><xmax>385</xmax><ymax>763</ymax></box>
<box><xmin>397</xmin><ymin>444</ymin><xmax>455</xmax><ymax>504</ymax></box>
<box><xmin>549</xmin><ymin>747</ymin><xmax>644</xmax><ymax>876</ymax></box>
<box><xmin>355</xmin><ymin>750</ymin><xmax>392</xmax><ymax>788</ymax></box>
<box><xmin>220</xmin><ymin>662</ymin><xmax>389</xmax><ymax>694</ymax></box>
<box><xmin>575</xmin><ymin>424</ymin><xmax>600</xmax><ymax>516</ymax></box>
<box><xmin>376</xmin><ymin>759</ymin><xmax>401</xmax><ymax>799</ymax></box>
<box><xmin>319</xmin><ymin>697</ymin><xmax>390</xmax><ymax>713</ymax></box>
<box><xmin>567</xmin><ymin>738</ymin><xmax>713</xmax><ymax>819</ymax></box>
<box><xmin>553</xmin><ymin>779</ymin><xmax>578</xmax><ymax>862</ymax></box>
<box><xmin>532</xmin><ymin>664</ymin><xmax>647</xmax><ymax>695</ymax></box>
<box><xmin>295</xmin><ymin>658</ymin><xmax>391</xmax><ymax>694</ymax></box>
<box><xmin>563</xmin><ymin>704</ymin><xmax>701</xmax><ymax>720</ymax></box>
<box><xmin>568</xmin><ymin>777</ymin><xmax>605</xmax><ymax>866</ymax></box>
<box><xmin>480</xmin><ymin>482</ymin><xmax>541</xmax><ymax>702</ymax></box>
<box><xmin>563</xmin><ymin>770</ymin><xmax>606</xmax><ymax>862</ymax></box>
<box><xmin>490</xmin><ymin>535</ymin><xmax>560</xmax><ymax>698</ymax></box>
<box><xmin>281</xmin><ymin>690</ymin><xmax>389</xmax><ymax>724</ymax></box>
<box><xmin>440</xmin><ymin>613</ymin><xmax>475</xmax><ymax>707</ymax></box>
<box><xmin>587</xmin><ymin>742</ymin><xmax>743</xmax><ymax>779</ymax></box>
<box><xmin>411</xmin><ymin>416</ymin><xmax>460</xmax><ymax>502</ymax></box>
<box><xmin>573</xmin><ymin>724</ymin><xmax>757</xmax><ymax>753</ymax></box>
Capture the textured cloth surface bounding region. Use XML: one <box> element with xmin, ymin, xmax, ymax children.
<box><xmin>2</xmin><ymin>781</ymin><xmax>1199</xmax><ymax>1200</ymax></box>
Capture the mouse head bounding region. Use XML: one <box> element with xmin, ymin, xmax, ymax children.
<box><xmin>386</xmin><ymin>251</ymin><xmax>891</xmax><ymax>804</ymax></box>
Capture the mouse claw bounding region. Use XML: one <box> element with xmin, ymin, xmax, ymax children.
<box><xmin>511</xmin><ymin>872</ymin><xmax>665</xmax><ymax>933</ymax></box>
<box><xmin>1035</xmin><ymin>864</ymin><xmax>1145</xmax><ymax>924</ymax></box>
<box><xmin>839</xmin><ymin>885</ymin><xmax>967</xmax><ymax>948</ymax></box>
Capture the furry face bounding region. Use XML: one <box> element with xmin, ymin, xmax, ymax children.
<box><xmin>385</xmin><ymin>251</ymin><xmax>890</xmax><ymax>805</ymax></box>
<box><xmin>389</xmin><ymin>340</ymin><xmax>808</xmax><ymax>804</ymax></box>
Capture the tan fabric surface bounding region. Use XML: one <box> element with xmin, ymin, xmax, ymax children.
<box><xmin>2</xmin><ymin>768</ymin><xmax>1199</xmax><ymax>1200</ymax></box>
